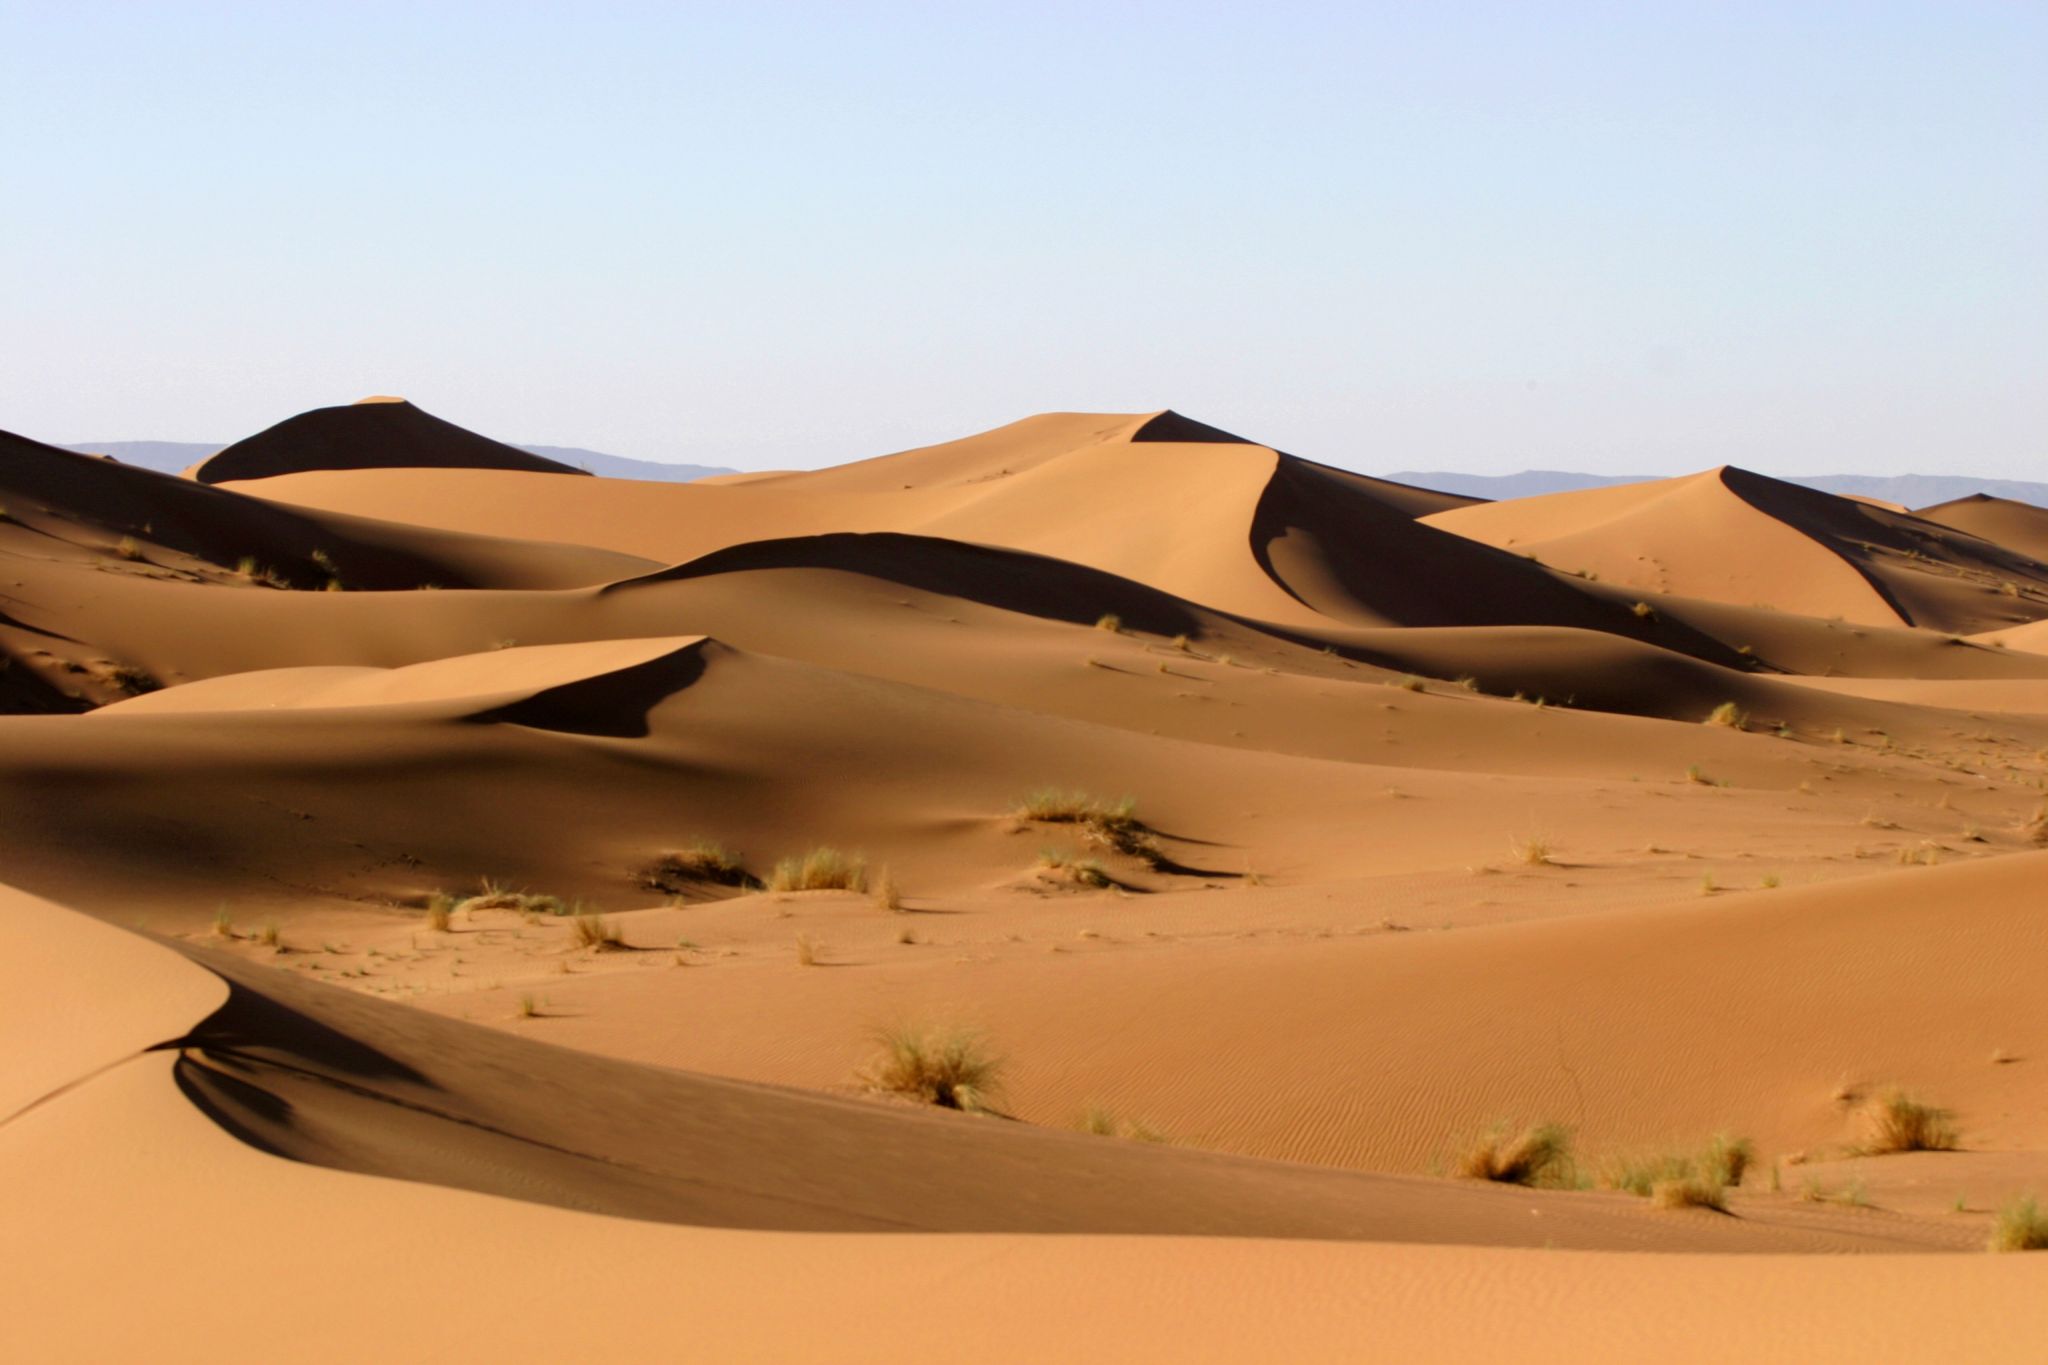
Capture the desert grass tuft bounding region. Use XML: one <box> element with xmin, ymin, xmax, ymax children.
<box><xmin>258</xmin><ymin>920</ymin><xmax>281</xmax><ymax>949</ymax></box>
<box><xmin>1989</xmin><ymin>1195</ymin><xmax>2048</xmax><ymax>1252</ymax></box>
<box><xmin>424</xmin><ymin>894</ymin><xmax>455</xmax><ymax>933</ymax></box>
<box><xmin>211</xmin><ymin>906</ymin><xmax>235</xmax><ymax>939</ymax></box>
<box><xmin>795</xmin><ymin>932</ymin><xmax>819</xmax><ymax>966</ymax></box>
<box><xmin>872</xmin><ymin>865</ymin><xmax>902</xmax><ymax>912</ymax></box>
<box><xmin>643</xmin><ymin>840</ymin><xmax>752</xmax><ymax>890</ymax></box>
<box><xmin>1863</xmin><ymin>1089</ymin><xmax>1958</xmax><ymax>1153</ymax></box>
<box><xmin>1452</xmin><ymin>1122</ymin><xmax>1574</xmax><ymax>1186</ymax></box>
<box><xmin>1039</xmin><ymin>848</ymin><xmax>1111</xmax><ymax>887</ymax></box>
<box><xmin>768</xmin><ymin>847</ymin><xmax>868</xmax><ymax>893</ymax></box>
<box><xmin>865</xmin><ymin>1023</ymin><xmax>1002</xmax><ymax>1112</ymax></box>
<box><xmin>1651</xmin><ymin>1176</ymin><xmax>1728</xmax><ymax>1211</ymax></box>
<box><xmin>1705</xmin><ymin>701</ymin><xmax>1747</xmax><ymax>728</ymax></box>
<box><xmin>113</xmin><ymin>535</ymin><xmax>144</xmax><ymax>561</ymax></box>
<box><xmin>517</xmin><ymin>994</ymin><xmax>540</xmax><ymax>1019</ymax></box>
<box><xmin>572</xmin><ymin>913</ymin><xmax>624</xmax><ymax>951</ymax></box>
<box><xmin>1509</xmin><ymin>835</ymin><xmax>1554</xmax><ymax>866</ymax></box>
<box><xmin>1014</xmin><ymin>789</ymin><xmax>1159</xmax><ymax>865</ymax></box>
<box><xmin>1094</xmin><ymin>612</ymin><xmax>1122</xmax><ymax>633</ymax></box>
<box><xmin>458</xmin><ymin>882</ymin><xmax>569</xmax><ymax>917</ymax></box>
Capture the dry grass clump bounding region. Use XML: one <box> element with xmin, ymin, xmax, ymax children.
<box><xmin>571</xmin><ymin>913</ymin><xmax>624</xmax><ymax>951</ymax></box>
<box><xmin>1393</xmin><ymin>674</ymin><xmax>1425</xmax><ymax>692</ymax></box>
<box><xmin>113</xmin><ymin>535</ymin><xmax>144</xmax><ymax>561</ymax></box>
<box><xmin>1094</xmin><ymin>613</ymin><xmax>1122</xmax><ymax>633</ymax></box>
<box><xmin>424</xmin><ymin>893</ymin><xmax>455</xmax><ymax>933</ymax></box>
<box><xmin>457</xmin><ymin>881</ymin><xmax>569</xmax><ymax>916</ymax></box>
<box><xmin>1077</xmin><ymin>1106</ymin><xmax>1168</xmax><ymax>1143</ymax></box>
<box><xmin>872</xmin><ymin>865</ymin><xmax>902</xmax><ymax>912</ymax></box>
<box><xmin>865</xmin><ymin>1024</ymin><xmax>1002</xmax><ymax>1112</ymax></box>
<box><xmin>1453</xmin><ymin>1122</ymin><xmax>1574</xmax><ymax>1186</ymax></box>
<box><xmin>1039</xmin><ymin>848</ymin><xmax>1111</xmax><ymax>887</ymax></box>
<box><xmin>768</xmin><ymin>847</ymin><xmax>868</xmax><ymax>893</ymax></box>
<box><xmin>1705</xmin><ymin>701</ymin><xmax>1747</xmax><ymax>728</ymax></box>
<box><xmin>1651</xmin><ymin>1176</ymin><xmax>1729</xmax><ymax>1211</ymax></box>
<box><xmin>1862</xmin><ymin>1089</ymin><xmax>1958</xmax><ymax>1153</ymax></box>
<box><xmin>211</xmin><ymin>907</ymin><xmax>235</xmax><ymax>939</ymax></box>
<box><xmin>1631</xmin><ymin>600</ymin><xmax>1657</xmax><ymax>620</ymax></box>
<box><xmin>641</xmin><ymin>841</ymin><xmax>753</xmax><ymax>891</ymax></box>
<box><xmin>1604</xmin><ymin>1134</ymin><xmax>1751</xmax><ymax>1211</ymax></box>
<box><xmin>1990</xmin><ymin>1195</ymin><xmax>2048</xmax><ymax>1252</ymax></box>
<box><xmin>795</xmin><ymin>932</ymin><xmax>820</xmax><ymax>966</ymax></box>
<box><xmin>1509</xmin><ymin>835</ymin><xmax>1554</xmax><ymax>866</ymax></box>
<box><xmin>1014</xmin><ymin>789</ymin><xmax>1160</xmax><ymax>866</ymax></box>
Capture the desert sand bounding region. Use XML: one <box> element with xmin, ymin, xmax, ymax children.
<box><xmin>5</xmin><ymin>400</ymin><xmax>2048</xmax><ymax>1360</ymax></box>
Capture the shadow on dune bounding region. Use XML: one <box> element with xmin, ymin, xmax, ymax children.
<box><xmin>607</xmin><ymin>531</ymin><xmax>1207</xmax><ymax>638</ymax></box>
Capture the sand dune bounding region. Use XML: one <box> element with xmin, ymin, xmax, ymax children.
<box><xmin>13</xmin><ymin>404</ymin><xmax>2048</xmax><ymax>1360</ymax></box>
<box><xmin>1918</xmin><ymin>493</ymin><xmax>2048</xmax><ymax>565</ymax></box>
<box><xmin>191</xmin><ymin>396</ymin><xmax>591</xmax><ymax>483</ymax></box>
<box><xmin>1423</xmin><ymin>466</ymin><xmax>2048</xmax><ymax>634</ymax></box>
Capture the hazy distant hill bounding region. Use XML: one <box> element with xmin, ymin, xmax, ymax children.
<box><xmin>1388</xmin><ymin>469</ymin><xmax>2048</xmax><ymax>510</ymax></box>
<box><xmin>56</xmin><ymin>440</ymin><xmax>735</xmax><ymax>483</ymax></box>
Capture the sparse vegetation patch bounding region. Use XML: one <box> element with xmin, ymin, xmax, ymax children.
<box><xmin>865</xmin><ymin>1024</ymin><xmax>1002</xmax><ymax>1112</ymax></box>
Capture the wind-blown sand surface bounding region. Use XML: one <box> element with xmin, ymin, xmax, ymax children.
<box><xmin>6</xmin><ymin>400</ymin><xmax>2048</xmax><ymax>1359</ymax></box>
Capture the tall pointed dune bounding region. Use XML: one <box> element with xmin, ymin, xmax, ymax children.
<box><xmin>1423</xmin><ymin>466</ymin><xmax>2048</xmax><ymax>633</ymax></box>
<box><xmin>191</xmin><ymin>397</ymin><xmax>589</xmax><ymax>484</ymax></box>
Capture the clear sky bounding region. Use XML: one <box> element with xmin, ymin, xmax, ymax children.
<box><xmin>2</xmin><ymin>1</ymin><xmax>2041</xmax><ymax>476</ymax></box>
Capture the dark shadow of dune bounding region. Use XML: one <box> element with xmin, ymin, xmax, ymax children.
<box><xmin>469</xmin><ymin>640</ymin><xmax>710</xmax><ymax>739</ymax></box>
<box><xmin>605</xmin><ymin>531</ymin><xmax>1207</xmax><ymax>639</ymax></box>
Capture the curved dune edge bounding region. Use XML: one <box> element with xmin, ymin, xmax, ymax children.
<box><xmin>5</xmin><ymin>1053</ymin><xmax>2046</xmax><ymax>1365</ymax></box>
<box><xmin>0</xmin><ymin>883</ymin><xmax>225</xmax><ymax>1120</ymax></box>
<box><xmin>2</xmin><ymin>889</ymin><xmax>2044</xmax><ymax>1362</ymax></box>
<box><xmin>97</xmin><ymin>636</ymin><xmax>708</xmax><ymax>716</ymax></box>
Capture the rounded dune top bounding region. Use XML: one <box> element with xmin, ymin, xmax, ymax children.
<box><xmin>191</xmin><ymin>399</ymin><xmax>590</xmax><ymax>484</ymax></box>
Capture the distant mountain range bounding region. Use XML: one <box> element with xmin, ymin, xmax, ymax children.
<box><xmin>1386</xmin><ymin>469</ymin><xmax>2048</xmax><ymax>510</ymax></box>
<box><xmin>56</xmin><ymin>440</ymin><xmax>736</xmax><ymax>484</ymax></box>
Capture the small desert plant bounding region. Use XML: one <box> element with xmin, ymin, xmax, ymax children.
<box><xmin>768</xmin><ymin>847</ymin><xmax>868</xmax><ymax>893</ymax></box>
<box><xmin>1094</xmin><ymin>613</ymin><xmax>1122</xmax><ymax>633</ymax></box>
<box><xmin>235</xmin><ymin>555</ymin><xmax>259</xmax><ymax>578</ymax></box>
<box><xmin>1631</xmin><ymin>600</ymin><xmax>1657</xmax><ymax>620</ymax></box>
<box><xmin>1510</xmin><ymin>836</ymin><xmax>1554</xmax><ymax>866</ymax></box>
<box><xmin>1705</xmin><ymin>701</ymin><xmax>1747</xmax><ymax>728</ymax></box>
<box><xmin>1170</xmin><ymin>634</ymin><xmax>1192</xmax><ymax>651</ymax></box>
<box><xmin>211</xmin><ymin>907</ymin><xmax>235</xmax><ymax>939</ymax></box>
<box><xmin>795</xmin><ymin>932</ymin><xmax>819</xmax><ymax>966</ymax></box>
<box><xmin>258</xmin><ymin>920</ymin><xmax>281</xmax><ymax>949</ymax></box>
<box><xmin>1077</xmin><ymin>1106</ymin><xmax>1168</xmax><ymax>1142</ymax></box>
<box><xmin>1989</xmin><ymin>1195</ymin><xmax>2048</xmax><ymax>1252</ymax></box>
<box><xmin>1761</xmin><ymin>872</ymin><xmax>1781</xmax><ymax>889</ymax></box>
<box><xmin>113</xmin><ymin>535</ymin><xmax>144</xmax><ymax>561</ymax></box>
<box><xmin>642</xmin><ymin>841</ymin><xmax>752</xmax><ymax>891</ymax></box>
<box><xmin>458</xmin><ymin>881</ymin><xmax>569</xmax><ymax>916</ymax></box>
<box><xmin>872</xmin><ymin>865</ymin><xmax>902</xmax><ymax>912</ymax></box>
<box><xmin>572</xmin><ymin>913</ymin><xmax>624</xmax><ymax>951</ymax></box>
<box><xmin>866</xmin><ymin>1024</ymin><xmax>1002</xmax><ymax>1112</ymax></box>
<box><xmin>517</xmin><ymin>994</ymin><xmax>540</xmax><ymax>1019</ymax></box>
<box><xmin>425</xmin><ymin>895</ymin><xmax>454</xmax><ymax>933</ymax></box>
<box><xmin>1039</xmin><ymin>848</ymin><xmax>1111</xmax><ymax>887</ymax></box>
<box><xmin>1863</xmin><ymin>1089</ymin><xmax>1958</xmax><ymax>1153</ymax></box>
<box><xmin>1014</xmin><ymin>790</ymin><xmax>1159</xmax><ymax>865</ymax></box>
<box><xmin>1453</xmin><ymin>1122</ymin><xmax>1574</xmax><ymax>1186</ymax></box>
<box><xmin>1393</xmin><ymin>674</ymin><xmax>1425</xmax><ymax>692</ymax></box>
<box><xmin>1651</xmin><ymin>1176</ymin><xmax>1728</xmax><ymax>1211</ymax></box>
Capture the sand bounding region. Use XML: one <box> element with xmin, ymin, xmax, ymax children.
<box><xmin>6</xmin><ymin>400</ymin><xmax>2048</xmax><ymax>1359</ymax></box>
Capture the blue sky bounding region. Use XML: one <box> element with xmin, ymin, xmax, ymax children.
<box><xmin>2</xmin><ymin>2</ymin><xmax>2041</xmax><ymax>475</ymax></box>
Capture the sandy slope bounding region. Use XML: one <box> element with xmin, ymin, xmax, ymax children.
<box><xmin>1422</xmin><ymin>466</ymin><xmax>2048</xmax><ymax>633</ymax></box>
<box><xmin>7</xmin><ymin>887</ymin><xmax>2048</xmax><ymax>1364</ymax></box>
